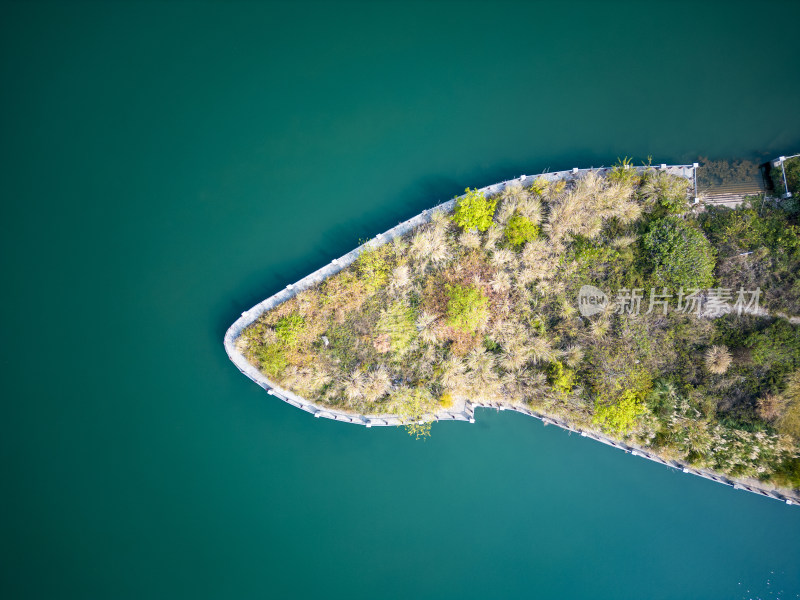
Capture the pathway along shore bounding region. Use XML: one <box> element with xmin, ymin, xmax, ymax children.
<box><xmin>224</xmin><ymin>164</ymin><xmax>799</xmax><ymax>507</ymax></box>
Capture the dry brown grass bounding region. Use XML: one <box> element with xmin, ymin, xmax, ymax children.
<box><xmin>416</xmin><ymin>310</ymin><xmax>441</xmax><ymax>344</ymax></box>
<box><xmin>757</xmin><ymin>392</ymin><xmax>787</xmax><ymax>422</ymax></box>
<box><xmin>528</xmin><ymin>335</ymin><xmax>559</xmax><ymax>364</ymax></box>
<box><xmin>410</xmin><ymin>226</ymin><xmax>451</xmax><ymax>268</ymax></box>
<box><xmin>363</xmin><ymin>367</ymin><xmax>391</xmax><ymax>403</ymax></box>
<box><xmin>283</xmin><ymin>365</ymin><xmax>332</xmax><ymax>397</ymax></box>
<box><xmin>458</xmin><ymin>230</ymin><xmax>482</xmax><ymax>249</ymax></box>
<box><xmin>543</xmin><ymin>171</ymin><xmax>640</xmax><ymax>243</ymax></box>
<box><xmin>705</xmin><ymin>345</ymin><xmax>732</xmax><ymax>375</ymax></box>
<box><xmin>484</xmin><ymin>226</ymin><xmax>503</xmax><ymax>251</ymax></box>
<box><xmin>389</xmin><ymin>264</ymin><xmax>411</xmax><ymax>292</ymax></box>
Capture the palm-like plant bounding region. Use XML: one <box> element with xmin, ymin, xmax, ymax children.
<box><xmin>458</xmin><ymin>230</ymin><xmax>481</xmax><ymax>249</ymax></box>
<box><xmin>389</xmin><ymin>264</ymin><xmax>411</xmax><ymax>291</ymax></box>
<box><xmin>490</xmin><ymin>271</ymin><xmax>512</xmax><ymax>293</ymax></box>
<box><xmin>363</xmin><ymin>367</ymin><xmax>391</xmax><ymax>403</ymax></box>
<box><xmin>528</xmin><ymin>335</ymin><xmax>558</xmax><ymax>364</ymax></box>
<box><xmin>483</xmin><ymin>225</ymin><xmax>503</xmax><ymax>250</ymax></box>
<box><xmin>705</xmin><ymin>345</ymin><xmax>732</xmax><ymax>375</ymax></box>
<box><xmin>343</xmin><ymin>371</ymin><xmax>364</xmax><ymax>403</ymax></box>
<box><xmin>416</xmin><ymin>310</ymin><xmax>440</xmax><ymax>344</ymax></box>
<box><xmin>500</xmin><ymin>341</ymin><xmax>530</xmax><ymax>371</ymax></box>
<box><xmin>639</xmin><ymin>169</ymin><xmax>690</xmax><ymax>207</ymax></box>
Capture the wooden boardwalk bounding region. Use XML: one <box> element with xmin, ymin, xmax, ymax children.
<box><xmin>700</xmin><ymin>179</ymin><xmax>767</xmax><ymax>207</ymax></box>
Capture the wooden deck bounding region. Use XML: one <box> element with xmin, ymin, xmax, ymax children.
<box><xmin>700</xmin><ymin>181</ymin><xmax>767</xmax><ymax>207</ymax></box>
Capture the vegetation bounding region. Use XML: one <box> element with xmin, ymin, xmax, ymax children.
<box><xmin>593</xmin><ymin>390</ymin><xmax>647</xmax><ymax>435</ymax></box>
<box><xmin>699</xmin><ymin>200</ymin><xmax>800</xmax><ymax>316</ymax></box>
<box><xmin>639</xmin><ymin>169</ymin><xmax>691</xmax><ymax>216</ymax></box>
<box><xmin>451</xmin><ymin>188</ymin><xmax>497</xmax><ymax>231</ymax></box>
<box><xmin>607</xmin><ymin>157</ymin><xmax>640</xmax><ymax>187</ymax></box>
<box><xmin>641</xmin><ymin>217</ymin><xmax>716</xmax><ymax>289</ymax></box>
<box><xmin>704</xmin><ymin>345</ymin><xmax>732</xmax><ymax>375</ymax></box>
<box><xmin>504</xmin><ymin>212</ymin><xmax>539</xmax><ymax>247</ymax></box>
<box><xmin>548</xmin><ymin>361</ymin><xmax>576</xmax><ymax>395</ymax></box>
<box><xmin>388</xmin><ymin>386</ymin><xmax>437</xmax><ymax>439</ymax></box>
<box><xmin>376</xmin><ymin>300</ymin><xmax>417</xmax><ymax>355</ymax></box>
<box><xmin>237</xmin><ymin>164</ymin><xmax>800</xmax><ymax>489</ymax></box>
<box><xmin>355</xmin><ymin>244</ymin><xmax>392</xmax><ymax>291</ymax></box>
<box><xmin>445</xmin><ymin>284</ymin><xmax>489</xmax><ymax>333</ymax></box>
<box><xmin>771</xmin><ymin>156</ymin><xmax>800</xmax><ymax>198</ymax></box>
<box><xmin>275</xmin><ymin>314</ymin><xmax>306</xmax><ymax>347</ymax></box>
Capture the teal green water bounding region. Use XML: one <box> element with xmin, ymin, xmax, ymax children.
<box><xmin>2</xmin><ymin>1</ymin><xmax>800</xmax><ymax>598</ymax></box>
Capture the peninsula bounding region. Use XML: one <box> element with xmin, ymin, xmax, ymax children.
<box><xmin>225</xmin><ymin>157</ymin><xmax>800</xmax><ymax>505</ymax></box>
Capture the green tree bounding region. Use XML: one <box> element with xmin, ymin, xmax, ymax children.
<box><xmin>452</xmin><ymin>188</ymin><xmax>497</xmax><ymax>231</ymax></box>
<box><xmin>593</xmin><ymin>389</ymin><xmax>647</xmax><ymax>435</ymax></box>
<box><xmin>641</xmin><ymin>216</ymin><xmax>716</xmax><ymax>289</ymax></box>
<box><xmin>446</xmin><ymin>284</ymin><xmax>489</xmax><ymax>333</ymax></box>
<box><xmin>504</xmin><ymin>212</ymin><xmax>539</xmax><ymax>248</ymax></box>
<box><xmin>548</xmin><ymin>360</ymin><xmax>576</xmax><ymax>395</ymax></box>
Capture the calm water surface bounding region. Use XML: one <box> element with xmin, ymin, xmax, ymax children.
<box><xmin>2</xmin><ymin>1</ymin><xmax>799</xmax><ymax>598</ymax></box>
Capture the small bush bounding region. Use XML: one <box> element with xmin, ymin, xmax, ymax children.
<box><xmin>747</xmin><ymin>321</ymin><xmax>800</xmax><ymax>373</ymax></box>
<box><xmin>705</xmin><ymin>345</ymin><xmax>732</xmax><ymax>375</ymax></box>
<box><xmin>439</xmin><ymin>392</ymin><xmax>454</xmax><ymax>409</ymax></box>
<box><xmin>504</xmin><ymin>212</ymin><xmax>539</xmax><ymax>248</ymax></box>
<box><xmin>529</xmin><ymin>177</ymin><xmax>549</xmax><ymax>196</ymax></box>
<box><xmin>550</xmin><ymin>179</ymin><xmax>567</xmax><ymax>196</ymax></box>
<box><xmin>445</xmin><ymin>284</ymin><xmax>489</xmax><ymax>333</ymax></box>
<box><xmin>641</xmin><ymin>216</ymin><xmax>716</xmax><ymax>289</ymax></box>
<box><xmin>593</xmin><ymin>389</ymin><xmax>647</xmax><ymax>435</ymax></box>
<box><xmin>253</xmin><ymin>344</ymin><xmax>288</xmax><ymax>378</ymax></box>
<box><xmin>607</xmin><ymin>157</ymin><xmax>640</xmax><ymax>186</ymax></box>
<box><xmin>773</xmin><ymin>456</ymin><xmax>800</xmax><ymax>489</ymax></box>
<box><xmin>646</xmin><ymin>378</ymin><xmax>678</xmax><ymax>417</ymax></box>
<box><xmin>452</xmin><ymin>188</ymin><xmax>497</xmax><ymax>232</ymax></box>
<box><xmin>389</xmin><ymin>386</ymin><xmax>437</xmax><ymax>438</ymax></box>
<box><xmin>757</xmin><ymin>393</ymin><xmax>786</xmax><ymax>422</ymax></box>
<box><xmin>639</xmin><ymin>169</ymin><xmax>690</xmax><ymax>215</ymax></box>
<box><xmin>356</xmin><ymin>244</ymin><xmax>392</xmax><ymax>291</ymax></box>
<box><xmin>275</xmin><ymin>314</ymin><xmax>306</xmax><ymax>347</ymax></box>
<box><xmin>548</xmin><ymin>361</ymin><xmax>576</xmax><ymax>395</ymax></box>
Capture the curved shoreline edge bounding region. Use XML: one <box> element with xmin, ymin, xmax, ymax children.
<box><xmin>224</xmin><ymin>164</ymin><xmax>799</xmax><ymax>507</ymax></box>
